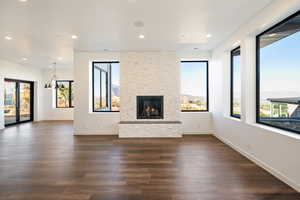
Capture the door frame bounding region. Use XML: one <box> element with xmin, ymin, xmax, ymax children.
<box><xmin>4</xmin><ymin>78</ymin><xmax>34</xmax><ymax>126</ymax></box>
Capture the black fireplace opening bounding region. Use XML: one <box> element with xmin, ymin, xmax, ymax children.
<box><xmin>137</xmin><ymin>96</ymin><xmax>164</xmax><ymax>119</ymax></box>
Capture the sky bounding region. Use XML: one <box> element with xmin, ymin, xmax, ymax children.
<box><xmin>111</xmin><ymin>63</ymin><xmax>120</xmax><ymax>86</ymax></box>
<box><xmin>232</xmin><ymin>28</ymin><xmax>300</xmax><ymax>102</ymax></box>
<box><xmin>181</xmin><ymin>62</ymin><xmax>207</xmax><ymax>97</ymax></box>
<box><xmin>233</xmin><ymin>53</ymin><xmax>241</xmax><ymax>102</ymax></box>
<box><xmin>260</xmin><ymin>31</ymin><xmax>300</xmax><ymax>95</ymax></box>
<box><xmin>94</xmin><ymin>63</ymin><xmax>120</xmax><ymax>98</ymax></box>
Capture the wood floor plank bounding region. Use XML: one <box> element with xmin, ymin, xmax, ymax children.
<box><xmin>0</xmin><ymin>121</ymin><xmax>299</xmax><ymax>200</ymax></box>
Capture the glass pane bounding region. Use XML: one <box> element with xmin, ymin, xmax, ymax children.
<box><xmin>258</xmin><ymin>12</ymin><xmax>300</xmax><ymax>133</ymax></box>
<box><xmin>4</xmin><ymin>81</ymin><xmax>17</xmax><ymax>125</ymax></box>
<box><xmin>94</xmin><ymin>68</ymin><xmax>101</xmax><ymax>111</ymax></box>
<box><xmin>111</xmin><ymin>63</ymin><xmax>120</xmax><ymax>111</ymax></box>
<box><xmin>57</xmin><ymin>82</ymin><xmax>70</xmax><ymax>108</ymax></box>
<box><xmin>181</xmin><ymin>62</ymin><xmax>208</xmax><ymax>111</ymax></box>
<box><xmin>93</xmin><ymin>62</ymin><xmax>120</xmax><ymax>112</ymax></box>
<box><xmin>232</xmin><ymin>48</ymin><xmax>241</xmax><ymax>117</ymax></box>
<box><xmin>71</xmin><ymin>82</ymin><xmax>74</xmax><ymax>107</ymax></box>
<box><xmin>94</xmin><ymin>63</ymin><xmax>109</xmax><ymax>72</ymax></box>
<box><xmin>101</xmin><ymin>71</ymin><xmax>107</xmax><ymax>109</ymax></box>
<box><xmin>19</xmin><ymin>82</ymin><xmax>32</xmax><ymax>121</ymax></box>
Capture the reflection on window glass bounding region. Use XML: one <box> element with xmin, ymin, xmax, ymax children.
<box><xmin>111</xmin><ymin>63</ymin><xmax>120</xmax><ymax>111</ymax></box>
<box><xmin>71</xmin><ymin>82</ymin><xmax>74</xmax><ymax>107</ymax></box>
<box><xmin>19</xmin><ymin>83</ymin><xmax>32</xmax><ymax>121</ymax></box>
<box><xmin>56</xmin><ymin>81</ymin><xmax>73</xmax><ymax>108</ymax></box>
<box><xmin>4</xmin><ymin>81</ymin><xmax>17</xmax><ymax>125</ymax></box>
<box><xmin>94</xmin><ymin>69</ymin><xmax>101</xmax><ymax>110</ymax></box>
<box><xmin>231</xmin><ymin>47</ymin><xmax>241</xmax><ymax>118</ymax></box>
<box><xmin>93</xmin><ymin>62</ymin><xmax>120</xmax><ymax>112</ymax></box>
<box><xmin>257</xmin><ymin>11</ymin><xmax>300</xmax><ymax>133</ymax></box>
<box><xmin>101</xmin><ymin>71</ymin><xmax>108</xmax><ymax>109</ymax></box>
<box><xmin>181</xmin><ymin>61</ymin><xmax>208</xmax><ymax>111</ymax></box>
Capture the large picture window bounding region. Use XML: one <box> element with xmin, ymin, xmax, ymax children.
<box><xmin>181</xmin><ymin>61</ymin><xmax>209</xmax><ymax>111</ymax></box>
<box><xmin>56</xmin><ymin>80</ymin><xmax>74</xmax><ymax>108</ymax></box>
<box><xmin>257</xmin><ymin>11</ymin><xmax>300</xmax><ymax>134</ymax></box>
<box><xmin>231</xmin><ymin>47</ymin><xmax>241</xmax><ymax>118</ymax></box>
<box><xmin>92</xmin><ymin>62</ymin><xmax>120</xmax><ymax>112</ymax></box>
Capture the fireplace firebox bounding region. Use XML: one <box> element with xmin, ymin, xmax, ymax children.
<box><xmin>137</xmin><ymin>96</ymin><xmax>164</xmax><ymax>119</ymax></box>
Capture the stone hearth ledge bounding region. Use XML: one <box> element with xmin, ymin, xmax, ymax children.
<box><xmin>118</xmin><ymin>121</ymin><xmax>183</xmax><ymax>138</ymax></box>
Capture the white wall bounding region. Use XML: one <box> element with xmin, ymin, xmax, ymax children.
<box><xmin>181</xmin><ymin>112</ymin><xmax>214</xmax><ymax>134</ymax></box>
<box><xmin>211</xmin><ymin>0</ymin><xmax>300</xmax><ymax>191</ymax></box>
<box><xmin>74</xmin><ymin>51</ymin><xmax>214</xmax><ymax>135</ymax></box>
<box><xmin>42</xmin><ymin>68</ymin><xmax>74</xmax><ymax>120</ymax></box>
<box><xmin>0</xmin><ymin>59</ymin><xmax>44</xmax><ymax>129</ymax></box>
<box><xmin>74</xmin><ymin>52</ymin><xmax>121</xmax><ymax>135</ymax></box>
<box><xmin>180</xmin><ymin>50</ymin><xmax>214</xmax><ymax>134</ymax></box>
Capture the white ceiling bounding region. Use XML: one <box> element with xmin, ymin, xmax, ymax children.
<box><xmin>0</xmin><ymin>0</ymin><xmax>272</xmax><ymax>68</ymax></box>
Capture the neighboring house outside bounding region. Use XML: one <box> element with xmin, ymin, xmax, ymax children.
<box><xmin>267</xmin><ymin>97</ymin><xmax>300</xmax><ymax>119</ymax></box>
<box><xmin>261</xmin><ymin>97</ymin><xmax>300</xmax><ymax>131</ymax></box>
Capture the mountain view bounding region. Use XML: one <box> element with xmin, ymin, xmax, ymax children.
<box><xmin>181</xmin><ymin>94</ymin><xmax>207</xmax><ymax>111</ymax></box>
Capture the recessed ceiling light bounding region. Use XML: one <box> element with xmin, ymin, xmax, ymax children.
<box><xmin>206</xmin><ymin>34</ymin><xmax>212</xmax><ymax>38</ymax></box>
<box><xmin>22</xmin><ymin>57</ymin><xmax>27</xmax><ymax>61</ymax></box>
<box><xmin>58</xmin><ymin>57</ymin><xmax>63</xmax><ymax>61</ymax></box>
<box><xmin>71</xmin><ymin>35</ymin><xmax>78</xmax><ymax>39</ymax></box>
<box><xmin>139</xmin><ymin>34</ymin><xmax>145</xmax><ymax>39</ymax></box>
<box><xmin>19</xmin><ymin>0</ymin><xmax>28</xmax><ymax>2</ymax></box>
<box><xmin>4</xmin><ymin>36</ymin><xmax>12</xmax><ymax>40</ymax></box>
<box><xmin>268</xmin><ymin>33</ymin><xmax>277</xmax><ymax>37</ymax></box>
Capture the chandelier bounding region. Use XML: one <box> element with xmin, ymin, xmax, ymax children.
<box><xmin>44</xmin><ymin>62</ymin><xmax>64</xmax><ymax>89</ymax></box>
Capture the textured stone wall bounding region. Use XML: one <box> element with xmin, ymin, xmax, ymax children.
<box><xmin>120</xmin><ymin>51</ymin><xmax>181</xmax><ymax>121</ymax></box>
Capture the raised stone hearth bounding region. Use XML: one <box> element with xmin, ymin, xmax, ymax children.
<box><xmin>118</xmin><ymin>52</ymin><xmax>182</xmax><ymax>138</ymax></box>
<box><xmin>118</xmin><ymin>121</ymin><xmax>182</xmax><ymax>138</ymax></box>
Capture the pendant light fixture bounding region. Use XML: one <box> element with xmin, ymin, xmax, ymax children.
<box><xmin>44</xmin><ymin>62</ymin><xmax>60</xmax><ymax>89</ymax></box>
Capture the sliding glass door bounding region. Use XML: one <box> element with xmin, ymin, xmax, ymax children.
<box><xmin>4</xmin><ymin>79</ymin><xmax>34</xmax><ymax>126</ymax></box>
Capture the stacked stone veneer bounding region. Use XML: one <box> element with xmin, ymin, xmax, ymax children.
<box><xmin>118</xmin><ymin>52</ymin><xmax>182</xmax><ymax>138</ymax></box>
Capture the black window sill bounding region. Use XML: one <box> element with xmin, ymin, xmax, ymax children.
<box><xmin>231</xmin><ymin>114</ymin><xmax>241</xmax><ymax>119</ymax></box>
<box><xmin>93</xmin><ymin>111</ymin><xmax>120</xmax><ymax>113</ymax></box>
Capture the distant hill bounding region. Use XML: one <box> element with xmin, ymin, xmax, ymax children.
<box><xmin>261</xmin><ymin>91</ymin><xmax>300</xmax><ymax>102</ymax></box>
<box><xmin>181</xmin><ymin>94</ymin><xmax>205</xmax><ymax>101</ymax></box>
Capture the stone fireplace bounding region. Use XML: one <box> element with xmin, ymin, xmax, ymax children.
<box><xmin>118</xmin><ymin>52</ymin><xmax>182</xmax><ymax>138</ymax></box>
<box><xmin>137</xmin><ymin>96</ymin><xmax>164</xmax><ymax>119</ymax></box>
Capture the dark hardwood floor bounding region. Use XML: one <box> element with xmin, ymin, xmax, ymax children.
<box><xmin>0</xmin><ymin>121</ymin><xmax>299</xmax><ymax>200</ymax></box>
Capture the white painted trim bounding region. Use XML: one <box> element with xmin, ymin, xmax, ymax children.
<box><xmin>214</xmin><ymin>134</ymin><xmax>300</xmax><ymax>193</ymax></box>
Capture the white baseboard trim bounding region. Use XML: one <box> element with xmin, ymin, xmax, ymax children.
<box><xmin>214</xmin><ymin>134</ymin><xmax>300</xmax><ymax>193</ymax></box>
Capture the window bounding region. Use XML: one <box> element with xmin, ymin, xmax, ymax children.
<box><xmin>230</xmin><ymin>47</ymin><xmax>241</xmax><ymax>118</ymax></box>
<box><xmin>257</xmin><ymin>11</ymin><xmax>300</xmax><ymax>134</ymax></box>
<box><xmin>92</xmin><ymin>62</ymin><xmax>120</xmax><ymax>112</ymax></box>
<box><xmin>56</xmin><ymin>80</ymin><xmax>74</xmax><ymax>108</ymax></box>
<box><xmin>181</xmin><ymin>61</ymin><xmax>209</xmax><ymax>111</ymax></box>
